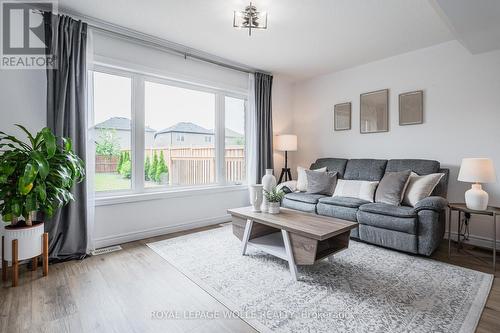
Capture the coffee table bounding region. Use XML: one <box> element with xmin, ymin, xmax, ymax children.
<box><xmin>228</xmin><ymin>206</ymin><xmax>358</xmax><ymax>280</ymax></box>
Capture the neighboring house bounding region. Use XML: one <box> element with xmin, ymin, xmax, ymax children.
<box><xmin>154</xmin><ymin>122</ymin><xmax>244</xmax><ymax>148</ymax></box>
<box><xmin>94</xmin><ymin>117</ymin><xmax>156</xmax><ymax>150</ymax></box>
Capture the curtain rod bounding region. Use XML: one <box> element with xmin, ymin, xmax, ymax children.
<box><xmin>41</xmin><ymin>6</ymin><xmax>271</xmax><ymax>76</ymax></box>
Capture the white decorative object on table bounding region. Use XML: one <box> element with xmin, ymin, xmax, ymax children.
<box><xmin>268</xmin><ymin>202</ymin><xmax>280</xmax><ymax>214</ymax></box>
<box><xmin>458</xmin><ymin>158</ymin><xmax>497</xmax><ymax>210</ymax></box>
<box><xmin>261</xmin><ymin>169</ymin><xmax>277</xmax><ymax>212</ymax></box>
<box><xmin>249</xmin><ymin>184</ymin><xmax>264</xmax><ymax>212</ymax></box>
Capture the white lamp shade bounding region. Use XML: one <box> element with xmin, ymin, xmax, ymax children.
<box><xmin>275</xmin><ymin>134</ymin><xmax>297</xmax><ymax>151</ymax></box>
<box><xmin>458</xmin><ymin>158</ymin><xmax>496</xmax><ymax>183</ymax></box>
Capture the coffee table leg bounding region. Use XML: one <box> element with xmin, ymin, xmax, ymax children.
<box><xmin>241</xmin><ymin>219</ymin><xmax>253</xmax><ymax>256</ymax></box>
<box><xmin>282</xmin><ymin>230</ymin><xmax>298</xmax><ymax>281</ymax></box>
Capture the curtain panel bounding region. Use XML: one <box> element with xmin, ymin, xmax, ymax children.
<box><xmin>44</xmin><ymin>13</ymin><xmax>88</xmax><ymax>260</ymax></box>
<box><xmin>254</xmin><ymin>72</ymin><xmax>274</xmax><ymax>181</ymax></box>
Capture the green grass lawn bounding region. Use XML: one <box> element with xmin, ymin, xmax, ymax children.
<box><xmin>94</xmin><ymin>173</ymin><xmax>131</xmax><ymax>192</ymax></box>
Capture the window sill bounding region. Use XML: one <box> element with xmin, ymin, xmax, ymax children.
<box><xmin>94</xmin><ymin>184</ymin><xmax>248</xmax><ymax>207</ymax></box>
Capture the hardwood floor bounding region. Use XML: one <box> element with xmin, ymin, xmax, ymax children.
<box><xmin>1</xmin><ymin>224</ymin><xmax>499</xmax><ymax>333</ymax></box>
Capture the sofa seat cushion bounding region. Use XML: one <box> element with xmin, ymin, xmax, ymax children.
<box><xmin>284</xmin><ymin>192</ymin><xmax>327</xmax><ymax>204</ymax></box>
<box><xmin>359</xmin><ymin>203</ymin><xmax>416</xmax><ymax>218</ymax></box>
<box><xmin>317</xmin><ymin>203</ymin><xmax>358</xmax><ymax>222</ymax></box>
<box><xmin>318</xmin><ymin>196</ymin><xmax>370</xmax><ymax>209</ymax></box>
<box><xmin>357</xmin><ymin>210</ymin><xmax>417</xmax><ymax>235</ymax></box>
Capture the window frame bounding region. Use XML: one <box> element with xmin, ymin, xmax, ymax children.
<box><xmin>90</xmin><ymin>63</ymin><xmax>248</xmax><ymax>199</ymax></box>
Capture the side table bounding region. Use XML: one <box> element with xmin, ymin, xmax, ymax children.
<box><xmin>448</xmin><ymin>203</ymin><xmax>499</xmax><ymax>271</ymax></box>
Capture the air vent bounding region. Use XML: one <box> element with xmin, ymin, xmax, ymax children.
<box><xmin>91</xmin><ymin>245</ymin><xmax>122</xmax><ymax>256</ymax></box>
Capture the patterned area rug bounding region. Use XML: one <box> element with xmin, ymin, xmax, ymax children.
<box><xmin>147</xmin><ymin>225</ymin><xmax>492</xmax><ymax>333</ymax></box>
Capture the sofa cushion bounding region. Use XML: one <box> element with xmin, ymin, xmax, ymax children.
<box><xmin>375</xmin><ymin>170</ymin><xmax>412</xmax><ymax>205</ymax></box>
<box><xmin>305</xmin><ymin>170</ymin><xmax>337</xmax><ymax>195</ymax></box>
<box><xmin>317</xmin><ymin>203</ymin><xmax>358</xmax><ymax>222</ymax></box>
<box><xmin>359</xmin><ymin>203</ymin><xmax>416</xmax><ymax>218</ymax></box>
<box><xmin>282</xmin><ymin>198</ymin><xmax>317</xmax><ymax>214</ymax></box>
<box><xmin>386</xmin><ymin>159</ymin><xmax>440</xmax><ymax>175</ymax></box>
<box><xmin>310</xmin><ymin>158</ymin><xmax>349</xmax><ymax>178</ymax></box>
<box><xmin>284</xmin><ymin>192</ymin><xmax>327</xmax><ymax>204</ymax></box>
<box><xmin>357</xmin><ymin>210</ymin><xmax>417</xmax><ymax>235</ymax></box>
<box><xmin>344</xmin><ymin>159</ymin><xmax>388</xmax><ymax>181</ymax></box>
<box><xmin>297</xmin><ymin>166</ymin><xmax>327</xmax><ymax>192</ymax></box>
<box><xmin>318</xmin><ymin>196</ymin><xmax>370</xmax><ymax>208</ymax></box>
<box><xmin>333</xmin><ymin>179</ymin><xmax>379</xmax><ymax>202</ymax></box>
<box><xmin>403</xmin><ymin>172</ymin><xmax>445</xmax><ymax>207</ymax></box>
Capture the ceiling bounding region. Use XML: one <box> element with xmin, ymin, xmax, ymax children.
<box><xmin>58</xmin><ymin>0</ymin><xmax>456</xmax><ymax>81</ymax></box>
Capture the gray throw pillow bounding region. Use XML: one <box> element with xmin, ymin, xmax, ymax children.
<box><xmin>375</xmin><ymin>170</ymin><xmax>412</xmax><ymax>206</ymax></box>
<box><xmin>305</xmin><ymin>170</ymin><xmax>338</xmax><ymax>195</ymax></box>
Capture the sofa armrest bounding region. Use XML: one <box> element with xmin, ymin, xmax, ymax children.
<box><xmin>414</xmin><ymin>196</ymin><xmax>448</xmax><ymax>212</ymax></box>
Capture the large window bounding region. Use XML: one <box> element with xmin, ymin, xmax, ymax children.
<box><xmin>91</xmin><ymin>71</ymin><xmax>132</xmax><ymax>192</ymax></box>
<box><xmin>90</xmin><ymin>66</ymin><xmax>247</xmax><ymax>195</ymax></box>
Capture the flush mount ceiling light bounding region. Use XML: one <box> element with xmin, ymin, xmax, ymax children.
<box><xmin>233</xmin><ymin>2</ymin><xmax>267</xmax><ymax>36</ymax></box>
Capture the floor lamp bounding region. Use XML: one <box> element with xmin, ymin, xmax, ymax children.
<box><xmin>275</xmin><ymin>134</ymin><xmax>297</xmax><ymax>183</ymax></box>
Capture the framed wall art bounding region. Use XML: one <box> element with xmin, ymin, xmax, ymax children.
<box><xmin>360</xmin><ymin>89</ymin><xmax>389</xmax><ymax>134</ymax></box>
<box><xmin>399</xmin><ymin>90</ymin><xmax>423</xmax><ymax>125</ymax></box>
<box><xmin>334</xmin><ymin>102</ymin><xmax>351</xmax><ymax>131</ymax></box>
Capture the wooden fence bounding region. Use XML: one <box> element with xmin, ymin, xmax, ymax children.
<box><xmin>96</xmin><ymin>146</ymin><xmax>245</xmax><ymax>185</ymax></box>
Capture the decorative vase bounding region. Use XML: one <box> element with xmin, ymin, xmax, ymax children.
<box><xmin>261</xmin><ymin>169</ymin><xmax>277</xmax><ymax>212</ymax></box>
<box><xmin>268</xmin><ymin>202</ymin><xmax>280</xmax><ymax>214</ymax></box>
<box><xmin>249</xmin><ymin>184</ymin><xmax>264</xmax><ymax>212</ymax></box>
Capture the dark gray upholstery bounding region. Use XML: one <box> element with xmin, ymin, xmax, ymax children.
<box><xmin>417</xmin><ymin>210</ymin><xmax>446</xmax><ymax>256</ymax></box>
<box><xmin>284</xmin><ymin>192</ymin><xmax>326</xmax><ymax>204</ymax></box>
<box><xmin>343</xmin><ymin>159</ymin><xmax>387</xmax><ymax>181</ymax></box>
<box><xmin>282</xmin><ymin>198</ymin><xmax>317</xmax><ymax>213</ymax></box>
<box><xmin>357</xmin><ymin>210</ymin><xmax>417</xmax><ymax>234</ymax></box>
<box><xmin>317</xmin><ymin>203</ymin><xmax>358</xmax><ymax>222</ymax></box>
<box><xmin>386</xmin><ymin>159</ymin><xmax>440</xmax><ymax>175</ymax></box>
<box><xmin>310</xmin><ymin>158</ymin><xmax>348</xmax><ymax>178</ymax></box>
<box><xmin>359</xmin><ymin>203</ymin><xmax>416</xmax><ymax>218</ymax></box>
<box><xmin>414</xmin><ymin>196</ymin><xmax>448</xmax><ymax>212</ymax></box>
<box><xmin>359</xmin><ymin>224</ymin><xmax>418</xmax><ymax>254</ymax></box>
<box><xmin>318</xmin><ymin>196</ymin><xmax>370</xmax><ymax>208</ymax></box>
<box><xmin>285</xmin><ymin>157</ymin><xmax>449</xmax><ymax>257</ymax></box>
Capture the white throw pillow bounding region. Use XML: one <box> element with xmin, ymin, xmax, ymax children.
<box><xmin>402</xmin><ymin>172</ymin><xmax>445</xmax><ymax>207</ymax></box>
<box><xmin>333</xmin><ymin>179</ymin><xmax>379</xmax><ymax>202</ymax></box>
<box><xmin>296</xmin><ymin>166</ymin><xmax>327</xmax><ymax>192</ymax></box>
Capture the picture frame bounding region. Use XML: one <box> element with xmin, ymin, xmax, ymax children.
<box><xmin>360</xmin><ymin>89</ymin><xmax>389</xmax><ymax>134</ymax></box>
<box><xmin>334</xmin><ymin>102</ymin><xmax>351</xmax><ymax>131</ymax></box>
<box><xmin>399</xmin><ymin>90</ymin><xmax>423</xmax><ymax>125</ymax></box>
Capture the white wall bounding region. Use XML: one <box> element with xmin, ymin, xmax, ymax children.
<box><xmin>289</xmin><ymin>40</ymin><xmax>500</xmax><ymax>246</ymax></box>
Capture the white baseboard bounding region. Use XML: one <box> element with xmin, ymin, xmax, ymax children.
<box><xmin>445</xmin><ymin>231</ymin><xmax>500</xmax><ymax>250</ymax></box>
<box><xmin>92</xmin><ymin>214</ymin><xmax>231</xmax><ymax>249</ymax></box>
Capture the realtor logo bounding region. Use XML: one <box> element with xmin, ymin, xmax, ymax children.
<box><xmin>1</xmin><ymin>0</ymin><xmax>57</xmax><ymax>69</ymax></box>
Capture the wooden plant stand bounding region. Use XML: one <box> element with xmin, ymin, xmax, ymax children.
<box><xmin>2</xmin><ymin>231</ymin><xmax>49</xmax><ymax>287</ymax></box>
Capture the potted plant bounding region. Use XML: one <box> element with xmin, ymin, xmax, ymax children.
<box><xmin>263</xmin><ymin>187</ymin><xmax>285</xmax><ymax>214</ymax></box>
<box><xmin>1</xmin><ymin>125</ymin><xmax>84</xmax><ymax>284</ymax></box>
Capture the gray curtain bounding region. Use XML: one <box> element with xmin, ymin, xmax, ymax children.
<box><xmin>255</xmin><ymin>72</ymin><xmax>274</xmax><ymax>181</ymax></box>
<box><xmin>44</xmin><ymin>13</ymin><xmax>88</xmax><ymax>261</ymax></box>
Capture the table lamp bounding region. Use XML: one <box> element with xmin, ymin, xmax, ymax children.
<box><xmin>458</xmin><ymin>158</ymin><xmax>496</xmax><ymax>210</ymax></box>
<box><xmin>275</xmin><ymin>134</ymin><xmax>297</xmax><ymax>183</ymax></box>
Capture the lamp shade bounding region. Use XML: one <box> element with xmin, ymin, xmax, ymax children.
<box><xmin>275</xmin><ymin>134</ymin><xmax>297</xmax><ymax>152</ymax></box>
<box><xmin>458</xmin><ymin>158</ymin><xmax>496</xmax><ymax>183</ymax></box>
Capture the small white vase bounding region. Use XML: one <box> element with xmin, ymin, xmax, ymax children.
<box><xmin>261</xmin><ymin>169</ymin><xmax>277</xmax><ymax>212</ymax></box>
<box><xmin>249</xmin><ymin>184</ymin><xmax>264</xmax><ymax>212</ymax></box>
<box><xmin>268</xmin><ymin>202</ymin><xmax>280</xmax><ymax>214</ymax></box>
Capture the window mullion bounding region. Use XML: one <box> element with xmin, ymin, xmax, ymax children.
<box><xmin>132</xmin><ymin>75</ymin><xmax>145</xmax><ymax>192</ymax></box>
<box><xmin>215</xmin><ymin>93</ymin><xmax>226</xmax><ymax>185</ymax></box>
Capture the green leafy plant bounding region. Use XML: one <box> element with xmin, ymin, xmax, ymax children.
<box><xmin>0</xmin><ymin>125</ymin><xmax>85</xmax><ymax>226</ymax></box>
<box><xmin>149</xmin><ymin>152</ymin><xmax>158</xmax><ymax>182</ymax></box>
<box><xmin>144</xmin><ymin>155</ymin><xmax>151</xmax><ymax>181</ymax></box>
<box><xmin>95</xmin><ymin>129</ymin><xmax>120</xmax><ymax>157</ymax></box>
<box><xmin>155</xmin><ymin>151</ymin><xmax>168</xmax><ymax>183</ymax></box>
<box><xmin>116</xmin><ymin>151</ymin><xmax>124</xmax><ymax>173</ymax></box>
<box><xmin>264</xmin><ymin>187</ymin><xmax>285</xmax><ymax>203</ymax></box>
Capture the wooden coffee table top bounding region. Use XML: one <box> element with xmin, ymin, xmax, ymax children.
<box><xmin>228</xmin><ymin>206</ymin><xmax>357</xmax><ymax>241</ymax></box>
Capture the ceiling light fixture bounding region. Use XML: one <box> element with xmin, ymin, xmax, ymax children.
<box><xmin>233</xmin><ymin>2</ymin><xmax>267</xmax><ymax>36</ymax></box>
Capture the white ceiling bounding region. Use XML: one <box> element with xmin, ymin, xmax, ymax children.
<box><xmin>58</xmin><ymin>0</ymin><xmax>455</xmax><ymax>81</ymax></box>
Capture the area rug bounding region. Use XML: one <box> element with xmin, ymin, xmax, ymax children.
<box><xmin>147</xmin><ymin>225</ymin><xmax>492</xmax><ymax>333</ymax></box>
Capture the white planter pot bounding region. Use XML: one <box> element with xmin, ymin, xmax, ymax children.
<box><xmin>249</xmin><ymin>184</ymin><xmax>264</xmax><ymax>212</ymax></box>
<box><xmin>268</xmin><ymin>202</ymin><xmax>280</xmax><ymax>214</ymax></box>
<box><xmin>3</xmin><ymin>222</ymin><xmax>44</xmax><ymax>261</ymax></box>
<box><xmin>261</xmin><ymin>169</ymin><xmax>277</xmax><ymax>213</ymax></box>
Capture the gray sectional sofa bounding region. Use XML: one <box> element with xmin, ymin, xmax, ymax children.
<box><xmin>282</xmin><ymin>158</ymin><xmax>449</xmax><ymax>256</ymax></box>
